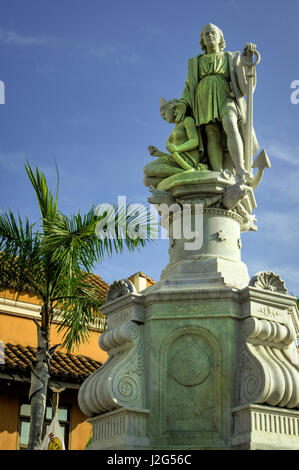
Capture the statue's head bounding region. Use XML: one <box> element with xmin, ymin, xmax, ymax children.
<box><xmin>200</xmin><ymin>23</ymin><xmax>226</xmax><ymax>53</ymax></box>
<box><xmin>160</xmin><ymin>97</ymin><xmax>180</xmax><ymax>123</ymax></box>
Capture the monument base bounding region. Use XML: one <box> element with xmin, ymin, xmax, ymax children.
<box><xmin>232</xmin><ymin>405</ymin><xmax>299</xmax><ymax>450</ymax></box>
<box><xmin>160</xmin><ymin>255</ymin><xmax>250</xmax><ymax>290</ymax></box>
<box><xmin>78</xmin><ymin>276</ymin><xmax>298</xmax><ymax>450</ymax></box>
<box><xmin>78</xmin><ymin>179</ymin><xmax>299</xmax><ymax>451</ymax></box>
<box><xmin>87</xmin><ymin>408</ymin><xmax>150</xmax><ymax>450</ymax></box>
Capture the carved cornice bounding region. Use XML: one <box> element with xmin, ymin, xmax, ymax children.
<box><xmin>161</xmin><ymin>204</ymin><xmax>245</xmax><ymax>226</ymax></box>
<box><xmin>203</xmin><ymin>207</ymin><xmax>244</xmax><ymax>225</ymax></box>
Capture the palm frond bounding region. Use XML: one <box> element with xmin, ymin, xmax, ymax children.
<box><xmin>43</xmin><ymin>209</ymin><xmax>98</xmax><ymax>267</ymax></box>
<box><xmin>1</xmin><ymin>162</ymin><xmax>157</xmax><ymax>351</ymax></box>
<box><xmin>42</xmin><ymin>203</ymin><xmax>156</xmax><ymax>289</ymax></box>
<box><xmin>53</xmin><ymin>272</ymin><xmax>107</xmax><ymax>351</ymax></box>
<box><xmin>0</xmin><ymin>210</ymin><xmax>44</xmax><ymax>298</ymax></box>
<box><xmin>25</xmin><ymin>160</ymin><xmax>59</xmax><ymax>220</ymax></box>
<box><xmin>94</xmin><ymin>201</ymin><xmax>157</xmax><ymax>254</ymax></box>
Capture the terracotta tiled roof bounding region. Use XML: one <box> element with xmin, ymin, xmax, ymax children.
<box><xmin>140</xmin><ymin>272</ymin><xmax>156</xmax><ymax>285</ymax></box>
<box><xmin>1</xmin><ymin>343</ymin><xmax>101</xmax><ymax>384</ymax></box>
<box><xmin>89</xmin><ymin>274</ymin><xmax>110</xmax><ymax>293</ymax></box>
<box><xmin>129</xmin><ymin>271</ymin><xmax>156</xmax><ymax>286</ymax></box>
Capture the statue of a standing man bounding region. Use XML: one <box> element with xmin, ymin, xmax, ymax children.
<box><xmin>175</xmin><ymin>23</ymin><xmax>259</xmax><ymax>180</ymax></box>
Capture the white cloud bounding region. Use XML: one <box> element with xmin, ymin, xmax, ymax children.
<box><xmin>267</xmin><ymin>143</ymin><xmax>299</xmax><ymax>166</ymax></box>
<box><xmin>246</xmin><ymin>258</ymin><xmax>299</xmax><ymax>296</ymax></box>
<box><xmin>258</xmin><ymin>210</ymin><xmax>299</xmax><ymax>243</ymax></box>
<box><xmin>0</xmin><ymin>152</ymin><xmax>62</xmax><ymax>184</ymax></box>
<box><xmin>0</xmin><ymin>151</ymin><xmax>28</xmax><ymax>172</ymax></box>
<box><xmin>0</xmin><ymin>28</ymin><xmax>48</xmax><ymax>46</ymax></box>
<box><xmin>256</xmin><ymin>161</ymin><xmax>299</xmax><ymax>205</ymax></box>
<box><xmin>270</xmin><ymin>265</ymin><xmax>299</xmax><ymax>295</ymax></box>
<box><xmin>0</xmin><ymin>27</ymin><xmax>140</xmax><ymax>65</ymax></box>
<box><xmin>244</xmin><ymin>208</ymin><xmax>299</xmax><ymax>294</ymax></box>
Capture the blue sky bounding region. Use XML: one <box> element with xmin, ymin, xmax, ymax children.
<box><xmin>0</xmin><ymin>0</ymin><xmax>299</xmax><ymax>294</ymax></box>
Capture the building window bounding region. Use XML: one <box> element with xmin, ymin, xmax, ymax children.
<box><xmin>18</xmin><ymin>402</ymin><xmax>70</xmax><ymax>450</ymax></box>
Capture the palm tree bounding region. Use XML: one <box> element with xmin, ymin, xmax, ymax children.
<box><xmin>0</xmin><ymin>162</ymin><xmax>153</xmax><ymax>450</ymax></box>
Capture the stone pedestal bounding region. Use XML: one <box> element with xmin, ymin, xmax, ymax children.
<box><xmin>157</xmin><ymin>174</ymin><xmax>255</xmax><ymax>290</ymax></box>
<box><xmin>78</xmin><ymin>175</ymin><xmax>299</xmax><ymax>450</ymax></box>
<box><xmin>160</xmin><ymin>206</ymin><xmax>249</xmax><ymax>289</ymax></box>
<box><xmin>87</xmin><ymin>408</ymin><xmax>150</xmax><ymax>450</ymax></box>
<box><xmin>232</xmin><ymin>405</ymin><xmax>299</xmax><ymax>450</ymax></box>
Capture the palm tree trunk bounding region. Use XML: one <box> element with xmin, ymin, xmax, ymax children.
<box><xmin>28</xmin><ymin>372</ymin><xmax>49</xmax><ymax>449</ymax></box>
<box><xmin>27</xmin><ymin>315</ymin><xmax>51</xmax><ymax>450</ymax></box>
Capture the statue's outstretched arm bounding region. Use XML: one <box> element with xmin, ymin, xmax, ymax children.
<box><xmin>148</xmin><ymin>145</ymin><xmax>169</xmax><ymax>158</ymax></box>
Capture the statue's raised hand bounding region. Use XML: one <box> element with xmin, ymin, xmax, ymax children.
<box><xmin>174</xmin><ymin>102</ymin><xmax>186</xmax><ymax>122</ymax></box>
<box><xmin>242</xmin><ymin>42</ymin><xmax>256</xmax><ymax>62</ymax></box>
<box><xmin>166</xmin><ymin>142</ymin><xmax>176</xmax><ymax>154</ymax></box>
<box><xmin>242</xmin><ymin>42</ymin><xmax>260</xmax><ymax>67</ymax></box>
<box><xmin>243</xmin><ymin>42</ymin><xmax>256</xmax><ymax>54</ymax></box>
<box><xmin>148</xmin><ymin>145</ymin><xmax>164</xmax><ymax>157</ymax></box>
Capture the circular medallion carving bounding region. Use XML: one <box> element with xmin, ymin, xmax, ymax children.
<box><xmin>124</xmin><ymin>322</ymin><xmax>139</xmax><ymax>340</ymax></box>
<box><xmin>115</xmin><ymin>376</ymin><xmax>139</xmax><ymax>404</ymax></box>
<box><xmin>170</xmin><ymin>346</ymin><xmax>210</xmax><ymax>386</ymax></box>
<box><xmin>242</xmin><ymin>371</ymin><xmax>260</xmax><ymax>402</ymax></box>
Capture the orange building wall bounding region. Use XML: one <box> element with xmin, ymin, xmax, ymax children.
<box><xmin>0</xmin><ymin>290</ymin><xmax>106</xmax><ymax>450</ymax></box>
<box><xmin>0</xmin><ymin>381</ymin><xmax>93</xmax><ymax>450</ymax></box>
<box><xmin>0</xmin><ymin>289</ymin><xmax>108</xmax><ymax>362</ymax></box>
<box><xmin>0</xmin><ymin>275</ymin><xmax>156</xmax><ymax>450</ymax></box>
<box><xmin>0</xmin><ymin>384</ymin><xmax>19</xmax><ymax>450</ymax></box>
<box><xmin>52</xmin><ymin>388</ymin><xmax>92</xmax><ymax>450</ymax></box>
<box><xmin>67</xmin><ymin>393</ymin><xmax>92</xmax><ymax>450</ymax></box>
<box><xmin>0</xmin><ymin>312</ymin><xmax>106</xmax><ymax>362</ymax></box>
